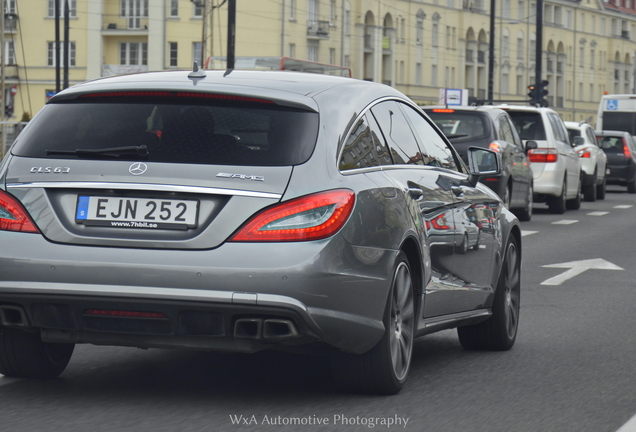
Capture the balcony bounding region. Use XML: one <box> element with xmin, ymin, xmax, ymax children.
<box><xmin>477</xmin><ymin>50</ymin><xmax>485</xmax><ymax>63</ymax></box>
<box><xmin>307</xmin><ymin>20</ymin><xmax>330</xmax><ymax>39</ymax></box>
<box><xmin>102</xmin><ymin>64</ymin><xmax>148</xmax><ymax>77</ymax></box>
<box><xmin>622</xmin><ymin>30</ymin><xmax>630</xmax><ymax>39</ymax></box>
<box><xmin>2</xmin><ymin>65</ymin><xmax>18</xmax><ymax>79</ymax></box>
<box><xmin>102</xmin><ymin>16</ymin><xmax>149</xmax><ymax>35</ymax></box>
<box><xmin>466</xmin><ymin>49</ymin><xmax>474</xmax><ymax>62</ymax></box>
<box><xmin>557</xmin><ymin>62</ymin><xmax>564</xmax><ymax>73</ymax></box>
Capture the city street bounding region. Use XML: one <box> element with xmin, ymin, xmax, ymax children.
<box><xmin>1</xmin><ymin>189</ymin><xmax>636</xmax><ymax>432</ymax></box>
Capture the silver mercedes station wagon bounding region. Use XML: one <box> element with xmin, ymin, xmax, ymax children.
<box><xmin>0</xmin><ymin>69</ymin><xmax>521</xmax><ymax>394</ymax></box>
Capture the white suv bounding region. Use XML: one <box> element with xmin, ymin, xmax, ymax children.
<box><xmin>565</xmin><ymin>121</ymin><xmax>607</xmax><ymax>201</ymax></box>
<box><xmin>493</xmin><ymin>106</ymin><xmax>582</xmax><ymax>214</ymax></box>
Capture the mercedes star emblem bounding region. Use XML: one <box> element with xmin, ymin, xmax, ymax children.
<box><xmin>129</xmin><ymin>162</ymin><xmax>148</xmax><ymax>176</ymax></box>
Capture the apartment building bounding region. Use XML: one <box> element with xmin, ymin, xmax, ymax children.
<box><xmin>3</xmin><ymin>0</ymin><xmax>636</xmax><ymax>125</ymax></box>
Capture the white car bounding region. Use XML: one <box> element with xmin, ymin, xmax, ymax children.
<box><xmin>492</xmin><ymin>106</ymin><xmax>582</xmax><ymax>214</ymax></box>
<box><xmin>565</xmin><ymin>121</ymin><xmax>608</xmax><ymax>201</ymax></box>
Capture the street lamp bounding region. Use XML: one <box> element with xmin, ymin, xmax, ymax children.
<box><xmin>487</xmin><ymin>0</ymin><xmax>495</xmax><ymax>104</ymax></box>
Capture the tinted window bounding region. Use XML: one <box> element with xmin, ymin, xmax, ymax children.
<box><xmin>13</xmin><ymin>100</ymin><xmax>319</xmax><ymax>166</ymax></box>
<box><xmin>401</xmin><ymin>105</ymin><xmax>459</xmax><ymax>171</ymax></box>
<box><xmin>598</xmin><ymin>136</ymin><xmax>626</xmax><ymax>153</ymax></box>
<box><xmin>603</xmin><ymin>112</ymin><xmax>636</xmax><ymax>135</ymax></box>
<box><xmin>339</xmin><ymin>114</ymin><xmax>392</xmax><ymax>171</ymax></box>
<box><xmin>548</xmin><ymin>113</ymin><xmax>569</xmax><ymax>144</ymax></box>
<box><xmin>507</xmin><ymin>111</ymin><xmax>546</xmax><ymax>141</ymax></box>
<box><xmin>498</xmin><ymin>115</ymin><xmax>516</xmax><ymax>144</ymax></box>
<box><xmin>425</xmin><ymin>110</ymin><xmax>490</xmax><ymax>143</ymax></box>
<box><xmin>371</xmin><ymin>101</ymin><xmax>423</xmax><ymax>165</ymax></box>
<box><xmin>586</xmin><ymin>128</ymin><xmax>598</xmax><ymax>146</ymax></box>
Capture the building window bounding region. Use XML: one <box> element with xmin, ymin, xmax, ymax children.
<box><xmin>169</xmin><ymin>42</ymin><xmax>178</xmax><ymax>67</ymax></box>
<box><xmin>289</xmin><ymin>0</ymin><xmax>295</xmax><ymax>20</ymax></box>
<box><xmin>330</xmin><ymin>1</ymin><xmax>336</xmax><ymax>25</ymax></box>
<box><xmin>329</xmin><ymin>48</ymin><xmax>336</xmax><ymax>65</ymax></box>
<box><xmin>600</xmin><ymin>18</ymin><xmax>606</xmax><ymax>36</ymax></box>
<box><xmin>502</xmin><ymin>0</ymin><xmax>511</xmax><ymax>19</ymax></box>
<box><xmin>4</xmin><ymin>41</ymin><xmax>14</xmax><ymax>65</ymax></box>
<box><xmin>529</xmin><ymin>3</ymin><xmax>536</xmax><ymax>24</ymax></box>
<box><xmin>121</xmin><ymin>0</ymin><xmax>149</xmax><ymax>29</ymax></box>
<box><xmin>580</xmin><ymin>13</ymin><xmax>585</xmax><ymax>32</ymax></box>
<box><xmin>48</xmin><ymin>0</ymin><xmax>77</xmax><ymax>17</ymax></box>
<box><xmin>517</xmin><ymin>0</ymin><xmax>524</xmax><ymax>21</ymax></box>
<box><xmin>308</xmin><ymin>0</ymin><xmax>318</xmax><ymax>24</ymax></box>
<box><xmin>503</xmin><ymin>34</ymin><xmax>509</xmax><ymax>57</ymax></box>
<box><xmin>47</xmin><ymin>41</ymin><xmax>76</xmax><ymax>66</ymax></box>
<box><xmin>517</xmin><ymin>36</ymin><xmax>524</xmax><ymax>60</ymax></box>
<box><xmin>194</xmin><ymin>1</ymin><xmax>203</xmax><ymax>17</ymax></box>
<box><xmin>169</xmin><ymin>0</ymin><xmax>178</xmax><ymax>17</ymax></box>
<box><xmin>432</xmin><ymin>23</ymin><xmax>439</xmax><ymax>47</ymax></box>
<box><xmin>307</xmin><ymin>43</ymin><xmax>318</xmax><ymax>62</ymax></box>
<box><xmin>416</xmin><ymin>63</ymin><xmax>422</xmax><ymax>85</ymax></box>
<box><xmin>289</xmin><ymin>43</ymin><xmax>296</xmax><ymax>58</ymax></box>
<box><xmin>554</xmin><ymin>6</ymin><xmax>562</xmax><ymax>26</ymax></box>
<box><xmin>431</xmin><ymin>64</ymin><xmax>437</xmax><ymax>86</ymax></box>
<box><xmin>5</xmin><ymin>0</ymin><xmax>16</xmax><ymax>14</ymax></box>
<box><xmin>416</xmin><ymin>19</ymin><xmax>424</xmax><ymax>44</ymax></box>
<box><xmin>119</xmin><ymin>42</ymin><xmax>147</xmax><ymax>66</ymax></box>
<box><xmin>193</xmin><ymin>42</ymin><xmax>202</xmax><ymax>66</ymax></box>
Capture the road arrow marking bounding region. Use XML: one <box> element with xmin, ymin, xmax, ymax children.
<box><xmin>541</xmin><ymin>258</ymin><xmax>624</xmax><ymax>286</ymax></box>
<box><xmin>587</xmin><ymin>211</ymin><xmax>609</xmax><ymax>216</ymax></box>
<box><xmin>552</xmin><ymin>219</ymin><xmax>578</xmax><ymax>225</ymax></box>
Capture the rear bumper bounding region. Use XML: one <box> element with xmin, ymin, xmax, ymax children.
<box><xmin>0</xmin><ymin>232</ymin><xmax>395</xmax><ymax>354</ymax></box>
<box><xmin>606</xmin><ymin>163</ymin><xmax>635</xmax><ymax>184</ymax></box>
<box><xmin>531</xmin><ymin>163</ymin><xmax>563</xmax><ymax>197</ymax></box>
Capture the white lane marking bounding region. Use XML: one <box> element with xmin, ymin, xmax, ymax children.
<box><xmin>614</xmin><ymin>205</ymin><xmax>633</xmax><ymax>209</ymax></box>
<box><xmin>587</xmin><ymin>211</ymin><xmax>609</xmax><ymax>216</ymax></box>
<box><xmin>552</xmin><ymin>220</ymin><xmax>579</xmax><ymax>225</ymax></box>
<box><xmin>541</xmin><ymin>258</ymin><xmax>624</xmax><ymax>286</ymax></box>
<box><xmin>0</xmin><ymin>377</ymin><xmax>20</xmax><ymax>387</ymax></box>
<box><xmin>521</xmin><ymin>230</ymin><xmax>538</xmax><ymax>237</ymax></box>
<box><xmin>616</xmin><ymin>413</ymin><xmax>636</xmax><ymax>432</ymax></box>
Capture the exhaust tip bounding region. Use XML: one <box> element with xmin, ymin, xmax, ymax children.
<box><xmin>263</xmin><ymin>319</ymin><xmax>299</xmax><ymax>340</ymax></box>
<box><xmin>233</xmin><ymin>318</ymin><xmax>263</xmax><ymax>339</ymax></box>
<box><xmin>0</xmin><ymin>305</ymin><xmax>29</xmax><ymax>327</ymax></box>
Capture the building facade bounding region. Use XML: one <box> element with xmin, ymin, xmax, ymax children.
<box><xmin>3</xmin><ymin>0</ymin><xmax>636</xmax><ymax>124</ymax></box>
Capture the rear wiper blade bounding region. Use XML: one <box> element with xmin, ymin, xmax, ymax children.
<box><xmin>46</xmin><ymin>145</ymin><xmax>149</xmax><ymax>158</ymax></box>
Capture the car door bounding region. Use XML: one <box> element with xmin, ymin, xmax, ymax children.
<box><xmin>370</xmin><ymin>100</ymin><xmax>460</xmax><ymax>318</ymax></box>
<box><xmin>400</xmin><ymin>103</ymin><xmax>500</xmax><ymax>315</ymax></box>
<box><xmin>498</xmin><ymin>114</ymin><xmax>531</xmax><ymax>207</ymax></box>
<box><xmin>585</xmin><ymin>125</ymin><xmax>607</xmax><ymax>176</ymax></box>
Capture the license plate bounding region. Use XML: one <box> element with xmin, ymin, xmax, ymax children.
<box><xmin>75</xmin><ymin>196</ymin><xmax>198</xmax><ymax>230</ymax></box>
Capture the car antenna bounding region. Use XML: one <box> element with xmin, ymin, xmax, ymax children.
<box><xmin>188</xmin><ymin>61</ymin><xmax>207</xmax><ymax>79</ymax></box>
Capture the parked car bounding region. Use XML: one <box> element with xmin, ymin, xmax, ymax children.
<box><xmin>596</xmin><ymin>130</ymin><xmax>636</xmax><ymax>193</ymax></box>
<box><xmin>424</xmin><ymin>106</ymin><xmax>535</xmax><ymax>221</ymax></box>
<box><xmin>493</xmin><ymin>105</ymin><xmax>582</xmax><ymax>214</ymax></box>
<box><xmin>565</xmin><ymin>121</ymin><xmax>608</xmax><ymax>201</ymax></box>
<box><xmin>0</xmin><ymin>69</ymin><xmax>522</xmax><ymax>395</ymax></box>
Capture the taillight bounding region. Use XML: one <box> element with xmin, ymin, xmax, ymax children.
<box><xmin>0</xmin><ymin>190</ymin><xmax>39</xmax><ymax>233</ymax></box>
<box><xmin>489</xmin><ymin>142</ymin><xmax>501</xmax><ymax>152</ymax></box>
<box><xmin>576</xmin><ymin>148</ymin><xmax>591</xmax><ymax>158</ymax></box>
<box><xmin>528</xmin><ymin>148</ymin><xmax>558</xmax><ymax>163</ymax></box>
<box><xmin>230</xmin><ymin>189</ymin><xmax>355</xmax><ymax>242</ymax></box>
<box><xmin>430</xmin><ymin>214</ymin><xmax>451</xmax><ymax>230</ymax></box>
<box><xmin>624</xmin><ymin>141</ymin><xmax>632</xmax><ymax>158</ymax></box>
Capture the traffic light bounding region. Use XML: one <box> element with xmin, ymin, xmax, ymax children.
<box><xmin>538</xmin><ymin>80</ymin><xmax>549</xmax><ymax>106</ymax></box>
<box><xmin>527</xmin><ymin>85</ymin><xmax>537</xmax><ymax>103</ymax></box>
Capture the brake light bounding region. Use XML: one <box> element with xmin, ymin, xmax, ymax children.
<box><xmin>528</xmin><ymin>148</ymin><xmax>558</xmax><ymax>163</ymax></box>
<box><xmin>576</xmin><ymin>149</ymin><xmax>591</xmax><ymax>158</ymax></box>
<box><xmin>84</xmin><ymin>309</ymin><xmax>168</xmax><ymax>319</ymax></box>
<box><xmin>489</xmin><ymin>142</ymin><xmax>501</xmax><ymax>152</ymax></box>
<box><xmin>0</xmin><ymin>190</ymin><xmax>39</xmax><ymax>233</ymax></box>
<box><xmin>432</xmin><ymin>109</ymin><xmax>455</xmax><ymax>113</ymax></box>
<box><xmin>624</xmin><ymin>141</ymin><xmax>632</xmax><ymax>158</ymax></box>
<box><xmin>430</xmin><ymin>214</ymin><xmax>451</xmax><ymax>230</ymax></box>
<box><xmin>230</xmin><ymin>189</ymin><xmax>355</xmax><ymax>242</ymax></box>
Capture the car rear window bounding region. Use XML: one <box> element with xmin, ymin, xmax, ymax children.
<box><xmin>506</xmin><ymin>111</ymin><xmax>546</xmax><ymax>141</ymax></box>
<box><xmin>424</xmin><ymin>111</ymin><xmax>490</xmax><ymax>143</ymax></box>
<box><xmin>12</xmin><ymin>99</ymin><xmax>319</xmax><ymax>166</ymax></box>
<box><xmin>598</xmin><ymin>136</ymin><xmax>626</xmax><ymax>153</ymax></box>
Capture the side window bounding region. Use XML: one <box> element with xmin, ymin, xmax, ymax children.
<box><xmin>339</xmin><ymin>114</ymin><xmax>392</xmax><ymax>171</ymax></box>
<box><xmin>370</xmin><ymin>101</ymin><xmax>424</xmax><ymax>165</ymax></box>
<box><xmin>498</xmin><ymin>115</ymin><xmax>515</xmax><ymax>144</ymax></box>
<box><xmin>586</xmin><ymin>127</ymin><xmax>598</xmax><ymax>146</ymax></box>
<box><xmin>505</xmin><ymin>116</ymin><xmax>523</xmax><ymax>147</ymax></box>
<box><xmin>548</xmin><ymin>113</ymin><xmax>568</xmax><ymax>144</ymax></box>
<box><xmin>400</xmin><ymin>103</ymin><xmax>459</xmax><ymax>171</ymax></box>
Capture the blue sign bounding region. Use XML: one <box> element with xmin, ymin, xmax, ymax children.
<box><xmin>606</xmin><ymin>99</ymin><xmax>619</xmax><ymax>110</ymax></box>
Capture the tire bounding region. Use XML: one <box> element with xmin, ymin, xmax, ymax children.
<box><xmin>548</xmin><ymin>177</ymin><xmax>567</xmax><ymax>214</ymax></box>
<box><xmin>516</xmin><ymin>183</ymin><xmax>533</xmax><ymax>222</ymax></box>
<box><xmin>566</xmin><ymin>177</ymin><xmax>581</xmax><ymax>210</ymax></box>
<box><xmin>0</xmin><ymin>327</ymin><xmax>74</xmax><ymax>378</ymax></box>
<box><xmin>457</xmin><ymin>236</ymin><xmax>520</xmax><ymax>351</ymax></box>
<box><xmin>583</xmin><ymin>173</ymin><xmax>597</xmax><ymax>202</ymax></box>
<box><xmin>471</xmin><ymin>233</ymin><xmax>481</xmax><ymax>251</ymax></box>
<box><xmin>457</xmin><ymin>234</ymin><xmax>469</xmax><ymax>254</ymax></box>
<box><xmin>331</xmin><ymin>252</ymin><xmax>415</xmax><ymax>395</ymax></box>
<box><xmin>597</xmin><ymin>177</ymin><xmax>606</xmax><ymax>200</ymax></box>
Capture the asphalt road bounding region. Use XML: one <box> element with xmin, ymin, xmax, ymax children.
<box><xmin>2</xmin><ymin>188</ymin><xmax>636</xmax><ymax>432</ymax></box>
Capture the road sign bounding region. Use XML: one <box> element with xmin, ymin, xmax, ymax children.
<box><xmin>606</xmin><ymin>99</ymin><xmax>619</xmax><ymax>110</ymax></box>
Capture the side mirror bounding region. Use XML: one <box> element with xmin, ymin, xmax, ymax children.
<box><xmin>573</xmin><ymin>136</ymin><xmax>585</xmax><ymax>146</ymax></box>
<box><xmin>465</xmin><ymin>147</ymin><xmax>501</xmax><ymax>187</ymax></box>
<box><xmin>525</xmin><ymin>140</ymin><xmax>538</xmax><ymax>152</ymax></box>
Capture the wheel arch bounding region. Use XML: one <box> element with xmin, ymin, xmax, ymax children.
<box><xmin>399</xmin><ymin>236</ymin><xmax>424</xmax><ymax>310</ymax></box>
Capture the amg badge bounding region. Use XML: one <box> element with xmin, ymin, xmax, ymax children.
<box><xmin>216</xmin><ymin>172</ymin><xmax>265</xmax><ymax>182</ymax></box>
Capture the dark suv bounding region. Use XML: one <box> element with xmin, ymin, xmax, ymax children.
<box><xmin>424</xmin><ymin>106</ymin><xmax>535</xmax><ymax>221</ymax></box>
<box><xmin>596</xmin><ymin>130</ymin><xmax>636</xmax><ymax>193</ymax></box>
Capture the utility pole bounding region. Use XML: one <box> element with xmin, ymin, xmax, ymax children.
<box><xmin>55</xmin><ymin>0</ymin><xmax>60</xmax><ymax>93</ymax></box>
<box><xmin>534</xmin><ymin>0</ymin><xmax>543</xmax><ymax>104</ymax></box>
<box><xmin>63</xmin><ymin>0</ymin><xmax>69</xmax><ymax>89</ymax></box>
<box><xmin>487</xmin><ymin>0</ymin><xmax>496</xmax><ymax>104</ymax></box>
<box><xmin>1</xmin><ymin>2</ymin><xmax>5</xmax><ymax>158</ymax></box>
<box><xmin>227</xmin><ymin>0</ymin><xmax>236</xmax><ymax>70</ymax></box>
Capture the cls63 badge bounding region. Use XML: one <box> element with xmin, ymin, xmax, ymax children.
<box><xmin>30</xmin><ymin>167</ymin><xmax>71</xmax><ymax>173</ymax></box>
